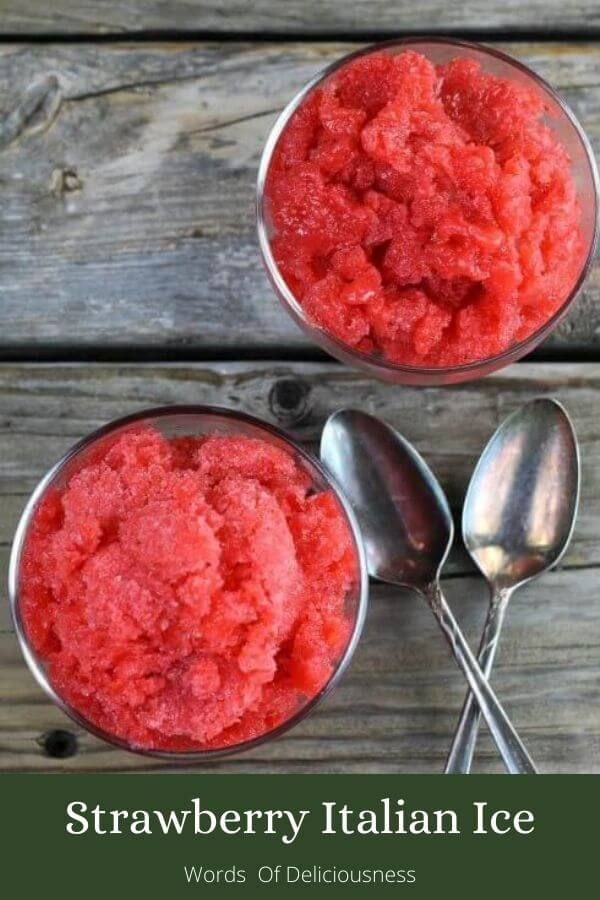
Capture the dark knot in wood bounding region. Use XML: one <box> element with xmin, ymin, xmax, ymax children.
<box><xmin>269</xmin><ymin>377</ymin><xmax>311</xmax><ymax>426</ymax></box>
<box><xmin>40</xmin><ymin>729</ymin><xmax>79</xmax><ymax>759</ymax></box>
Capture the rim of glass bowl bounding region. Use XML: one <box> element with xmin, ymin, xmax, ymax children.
<box><xmin>8</xmin><ymin>404</ymin><xmax>369</xmax><ymax>761</ymax></box>
<box><xmin>257</xmin><ymin>36</ymin><xmax>600</xmax><ymax>383</ymax></box>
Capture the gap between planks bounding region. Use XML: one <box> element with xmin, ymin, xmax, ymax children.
<box><xmin>2</xmin><ymin>29</ymin><xmax>600</xmax><ymax>43</ymax></box>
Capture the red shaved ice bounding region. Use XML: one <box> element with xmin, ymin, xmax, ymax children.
<box><xmin>20</xmin><ymin>428</ymin><xmax>358</xmax><ymax>751</ymax></box>
<box><xmin>265</xmin><ymin>51</ymin><xmax>584</xmax><ymax>367</ymax></box>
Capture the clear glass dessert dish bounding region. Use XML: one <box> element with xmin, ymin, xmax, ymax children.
<box><xmin>257</xmin><ymin>38</ymin><xmax>599</xmax><ymax>385</ymax></box>
<box><xmin>9</xmin><ymin>405</ymin><xmax>368</xmax><ymax>760</ymax></box>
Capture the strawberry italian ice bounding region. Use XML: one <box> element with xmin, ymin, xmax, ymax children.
<box><xmin>20</xmin><ymin>429</ymin><xmax>357</xmax><ymax>751</ymax></box>
<box><xmin>265</xmin><ymin>51</ymin><xmax>584</xmax><ymax>366</ymax></box>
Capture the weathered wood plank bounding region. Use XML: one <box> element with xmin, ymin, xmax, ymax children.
<box><xmin>0</xmin><ymin>42</ymin><xmax>599</xmax><ymax>352</ymax></box>
<box><xmin>1</xmin><ymin>1</ymin><xmax>599</xmax><ymax>36</ymax></box>
<box><xmin>1</xmin><ymin>360</ymin><xmax>600</xmax><ymax>772</ymax></box>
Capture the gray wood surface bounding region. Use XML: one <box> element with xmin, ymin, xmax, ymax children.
<box><xmin>0</xmin><ymin>41</ymin><xmax>599</xmax><ymax>353</ymax></box>
<box><xmin>1</xmin><ymin>1</ymin><xmax>599</xmax><ymax>35</ymax></box>
<box><xmin>1</xmin><ymin>361</ymin><xmax>599</xmax><ymax>772</ymax></box>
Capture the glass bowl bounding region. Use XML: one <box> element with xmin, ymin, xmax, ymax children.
<box><xmin>9</xmin><ymin>405</ymin><xmax>368</xmax><ymax>761</ymax></box>
<box><xmin>257</xmin><ymin>37</ymin><xmax>599</xmax><ymax>385</ymax></box>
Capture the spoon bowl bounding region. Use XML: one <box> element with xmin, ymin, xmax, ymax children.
<box><xmin>463</xmin><ymin>398</ymin><xmax>580</xmax><ymax>591</ymax></box>
<box><xmin>321</xmin><ymin>409</ymin><xmax>453</xmax><ymax>590</ymax></box>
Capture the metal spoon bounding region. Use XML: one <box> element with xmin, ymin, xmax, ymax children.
<box><xmin>445</xmin><ymin>398</ymin><xmax>580</xmax><ymax>773</ymax></box>
<box><xmin>321</xmin><ymin>408</ymin><xmax>536</xmax><ymax>774</ymax></box>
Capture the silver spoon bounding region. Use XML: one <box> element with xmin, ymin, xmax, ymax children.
<box><xmin>445</xmin><ymin>398</ymin><xmax>580</xmax><ymax>773</ymax></box>
<box><xmin>321</xmin><ymin>408</ymin><xmax>537</xmax><ymax>774</ymax></box>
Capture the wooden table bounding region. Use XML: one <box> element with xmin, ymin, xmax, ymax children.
<box><xmin>1</xmin><ymin>2</ymin><xmax>599</xmax><ymax>773</ymax></box>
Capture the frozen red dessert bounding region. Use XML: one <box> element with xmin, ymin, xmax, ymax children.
<box><xmin>20</xmin><ymin>428</ymin><xmax>357</xmax><ymax>751</ymax></box>
<box><xmin>265</xmin><ymin>51</ymin><xmax>583</xmax><ymax>367</ymax></box>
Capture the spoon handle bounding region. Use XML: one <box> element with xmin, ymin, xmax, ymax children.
<box><xmin>444</xmin><ymin>588</ymin><xmax>512</xmax><ymax>774</ymax></box>
<box><xmin>425</xmin><ymin>582</ymin><xmax>537</xmax><ymax>775</ymax></box>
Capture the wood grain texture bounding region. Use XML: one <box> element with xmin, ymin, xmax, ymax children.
<box><xmin>0</xmin><ymin>41</ymin><xmax>599</xmax><ymax>353</ymax></box>
<box><xmin>1</xmin><ymin>1</ymin><xmax>599</xmax><ymax>35</ymax></box>
<box><xmin>1</xmin><ymin>360</ymin><xmax>599</xmax><ymax>772</ymax></box>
